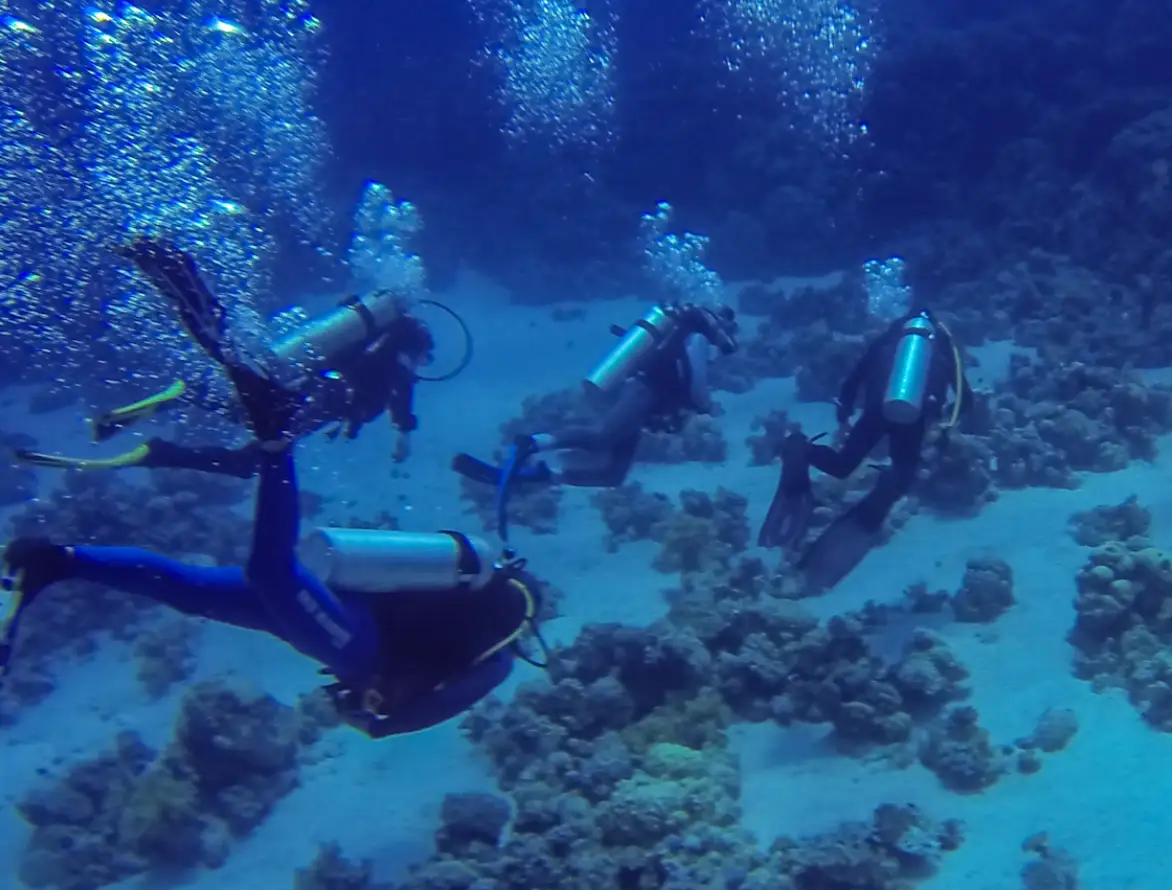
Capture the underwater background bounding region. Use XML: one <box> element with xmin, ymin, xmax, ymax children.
<box><xmin>2</xmin><ymin>0</ymin><xmax>1171</xmax><ymax>888</ymax></box>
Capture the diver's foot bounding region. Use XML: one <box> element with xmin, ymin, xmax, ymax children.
<box><xmin>2</xmin><ymin>538</ymin><xmax>72</xmax><ymax>607</ymax></box>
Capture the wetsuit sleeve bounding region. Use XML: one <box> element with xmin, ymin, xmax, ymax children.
<box><xmin>839</xmin><ymin>319</ymin><xmax>901</xmax><ymax>410</ymax></box>
<box><xmin>387</xmin><ymin>364</ymin><xmax>418</xmax><ymax>433</ymax></box>
<box><xmin>362</xmin><ymin>651</ymin><xmax>514</xmax><ymax>738</ymax></box>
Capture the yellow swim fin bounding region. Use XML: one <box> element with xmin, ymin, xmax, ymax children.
<box><xmin>13</xmin><ymin>444</ymin><xmax>152</xmax><ymax>471</ymax></box>
<box><xmin>91</xmin><ymin>379</ymin><xmax>187</xmax><ymax>442</ymax></box>
<box><xmin>0</xmin><ymin>549</ymin><xmax>27</xmax><ymax>677</ymax></box>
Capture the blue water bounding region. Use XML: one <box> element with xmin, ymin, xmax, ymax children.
<box><xmin>2</xmin><ymin>1</ymin><xmax>1169</xmax><ymax>888</ymax></box>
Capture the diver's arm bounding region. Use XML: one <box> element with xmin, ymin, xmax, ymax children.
<box><xmin>387</xmin><ymin>365</ymin><xmax>418</xmax><ymax>433</ymax></box>
<box><xmin>839</xmin><ymin>317</ymin><xmax>904</xmax><ymax>413</ymax></box>
<box><xmin>679</xmin><ymin>303</ymin><xmax>737</xmax><ymax>354</ymax></box>
<box><xmin>387</xmin><ymin>369</ymin><xmax>417</xmax><ymax>462</ymax></box>
<box><xmin>360</xmin><ymin>653</ymin><xmax>513</xmax><ymax>739</ymax></box>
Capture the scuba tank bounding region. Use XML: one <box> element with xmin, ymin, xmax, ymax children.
<box><xmin>302</xmin><ymin>528</ymin><xmax>496</xmax><ymax>593</ymax></box>
<box><xmin>882</xmin><ymin>313</ymin><xmax>937</xmax><ymax>425</ymax></box>
<box><xmin>583</xmin><ymin>304</ymin><xmax>679</xmax><ymax>399</ymax></box>
<box><xmin>273</xmin><ymin>290</ymin><xmax>403</xmax><ymax>373</ymax></box>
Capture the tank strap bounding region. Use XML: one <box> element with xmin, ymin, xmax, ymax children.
<box><xmin>339</xmin><ymin>294</ymin><xmax>380</xmax><ymax>344</ymax></box>
<box><xmin>935</xmin><ymin>320</ymin><xmax>964</xmax><ymax>429</ymax></box>
<box><xmin>437</xmin><ymin>529</ymin><xmax>483</xmax><ymax>586</ymax></box>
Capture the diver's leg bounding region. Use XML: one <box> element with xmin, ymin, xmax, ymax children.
<box><xmin>453</xmin><ymin>381</ymin><xmax>654</xmax><ymax>486</ymax></box>
<box><xmin>807</xmin><ymin>410</ymin><xmax>885</xmax><ymax>479</ymax></box>
<box><xmin>534</xmin><ymin>381</ymin><xmax>653</xmax><ymax>486</ymax></box>
<box><xmin>141</xmin><ymin>439</ymin><xmax>261</xmax><ymax>479</ymax></box>
<box><xmin>556</xmin><ymin>432</ymin><xmax>641</xmax><ymax>488</ymax></box>
<box><xmin>245</xmin><ymin>445</ymin><xmax>377</xmax><ymax>669</ymax></box>
<box><xmin>68</xmin><ymin>546</ymin><xmax>268</xmax><ymax>630</ymax></box>
<box><xmin>549</xmin><ymin>379</ymin><xmax>656</xmax><ymax>451</ymax></box>
<box><xmin>851</xmin><ymin>420</ymin><xmax>926</xmax><ymax>531</ymax></box>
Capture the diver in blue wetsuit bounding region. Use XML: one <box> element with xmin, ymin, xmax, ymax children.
<box><xmin>0</xmin><ymin>239</ymin><xmax>545</xmax><ymax>738</ymax></box>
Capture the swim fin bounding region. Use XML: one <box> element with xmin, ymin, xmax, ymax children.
<box><xmin>1</xmin><ymin>539</ymin><xmax>71</xmax><ymax>677</ymax></box>
<box><xmin>795</xmin><ymin>498</ymin><xmax>883</xmax><ymax>592</ymax></box>
<box><xmin>91</xmin><ymin>380</ymin><xmax>187</xmax><ymax>442</ymax></box>
<box><xmin>758</xmin><ymin>432</ymin><xmax>816</xmax><ymax>549</ymax></box>
<box><xmin>14</xmin><ymin>444</ymin><xmax>151</xmax><ymax>472</ymax></box>
<box><xmin>119</xmin><ymin>237</ymin><xmax>229</xmax><ymax>363</ymax></box>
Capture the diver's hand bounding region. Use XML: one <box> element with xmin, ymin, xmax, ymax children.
<box><xmin>834</xmin><ymin>398</ymin><xmax>853</xmax><ymax>426</ymax></box>
<box><xmin>393</xmin><ymin>431</ymin><xmax>411</xmax><ymax>463</ymax></box>
<box><xmin>512</xmin><ymin>434</ymin><xmax>540</xmax><ymax>464</ymax></box>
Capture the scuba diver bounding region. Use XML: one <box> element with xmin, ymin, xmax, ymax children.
<box><xmin>452</xmin><ymin>302</ymin><xmax>738</xmax><ymax>502</ymax></box>
<box><xmin>14</xmin><ymin>239</ymin><xmax>436</xmax><ymax>477</ymax></box>
<box><xmin>759</xmin><ymin>307</ymin><xmax>973</xmax><ymax>591</ymax></box>
<box><xmin>0</xmin><ymin>251</ymin><xmax>545</xmax><ymax>738</ymax></box>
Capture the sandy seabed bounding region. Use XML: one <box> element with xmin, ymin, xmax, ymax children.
<box><xmin>2</xmin><ymin>278</ymin><xmax>1167</xmax><ymax>890</ymax></box>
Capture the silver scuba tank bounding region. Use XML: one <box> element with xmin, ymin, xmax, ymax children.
<box><xmin>301</xmin><ymin>528</ymin><xmax>496</xmax><ymax>593</ymax></box>
<box><xmin>583</xmin><ymin>304</ymin><xmax>678</xmax><ymax>399</ymax></box>
<box><xmin>273</xmin><ymin>290</ymin><xmax>403</xmax><ymax>373</ymax></box>
<box><xmin>882</xmin><ymin>314</ymin><xmax>936</xmax><ymax>425</ymax></box>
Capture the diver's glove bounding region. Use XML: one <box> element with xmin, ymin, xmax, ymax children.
<box><xmin>678</xmin><ymin>302</ymin><xmax>738</xmax><ymax>355</ymax></box>
<box><xmin>511</xmin><ymin>434</ymin><xmax>541</xmax><ymax>465</ymax></box>
<box><xmin>393</xmin><ymin>430</ymin><xmax>411</xmax><ymax>463</ymax></box>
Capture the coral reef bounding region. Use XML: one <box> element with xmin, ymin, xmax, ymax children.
<box><xmin>950</xmin><ymin>557</ymin><xmax>1015</xmax><ymax>623</ymax></box>
<box><xmin>1021</xmin><ymin>832</ymin><xmax>1080</xmax><ymax>890</ymax></box>
<box><xmin>588</xmin><ymin>473</ymin><xmax>915</xmax><ymax>587</ymax></box>
<box><xmin>17</xmin><ymin>678</ymin><xmax>305</xmax><ymax>888</ymax></box>
<box><xmin>295</xmin><ymin>843</ymin><xmax>390</xmax><ymax>890</ymax></box>
<box><xmin>638</xmin><ymin>415</ymin><xmax>729</xmax><ymax>465</ymax></box>
<box><xmin>458</xmin><ymin>470</ymin><xmax>563</xmax><ymax>537</ymax></box>
<box><xmin>1016</xmin><ymin>708</ymin><xmax>1079</xmax><ymax>756</ymax></box>
<box><xmin>132</xmin><ymin>616</ymin><xmax>201</xmax><ymax>699</ymax></box>
<box><xmin>652</xmin><ymin>488</ymin><xmax>750</xmax><ymax>575</ymax></box>
<box><xmin>591</xmin><ymin>482</ymin><xmax>674</xmax><ymax>551</ymax></box>
<box><xmin>744</xmin><ymin>408</ymin><xmax>800</xmax><ymax>466</ymax></box>
<box><xmin>1068</xmin><ymin>496</ymin><xmax>1151</xmax><ymax>547</ymax></box>
<box><xmin>1069</xmin><ymin>540</ymin><xmax>1172</xmax><ymax>729</ymax></box>
<box><xmin>992</xmin><ymin>359</ymin><xmax>1172</xmax><ymax>483</ymax></box>
<box><xmin>919</xmin><ymin>706</ymin><xmax>1006</xmax><ymax>792</ymax></box>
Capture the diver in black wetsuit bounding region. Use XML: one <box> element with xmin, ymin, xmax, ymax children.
<box><xmin>759</xmin><ymin>307</ymin><xmax>973</xmax><ymax>591</ymax></box>
<box><xmin>15</xmin><ymin>240</ymin><xmax>435</xmax><ymax>477</ymax></box>
<box><xmin>452</xmin><ymin>302</ymin><xmax>738</xmax><ymax>490</ymax></box>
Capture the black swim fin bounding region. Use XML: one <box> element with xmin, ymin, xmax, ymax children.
<box><xmin>758</xmin><ymin>432</ymin><xmax>816</xmax><ymax>549</ymax></box>
<box><xmin>14</xmin><ymin>444</ymin><xmax>152</xmax><ymax>472</ymax></box>
<box><xmin>453</xmin><ymin>452</ymin><xmax>502</xmax><ymax>485</ymax></box>
<box><xmin>119</xmin><ymin>237</ymin><xmax>229</xmax><ymax>363</ymax></box>
<box><xmin>796</xmin><ymin>498</ymin><xmax>883</xmax><ymax>592</ymax></box>
<box><xmin>1</xmin><ymin>539</ymin><xmax>72</xmax><ymax>677</ymax></box>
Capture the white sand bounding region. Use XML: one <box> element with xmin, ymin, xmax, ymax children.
<box><xmin>2</xmin><ymin>283</ymin><xmax>1168</xmax><ymax>889</ymax></box>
